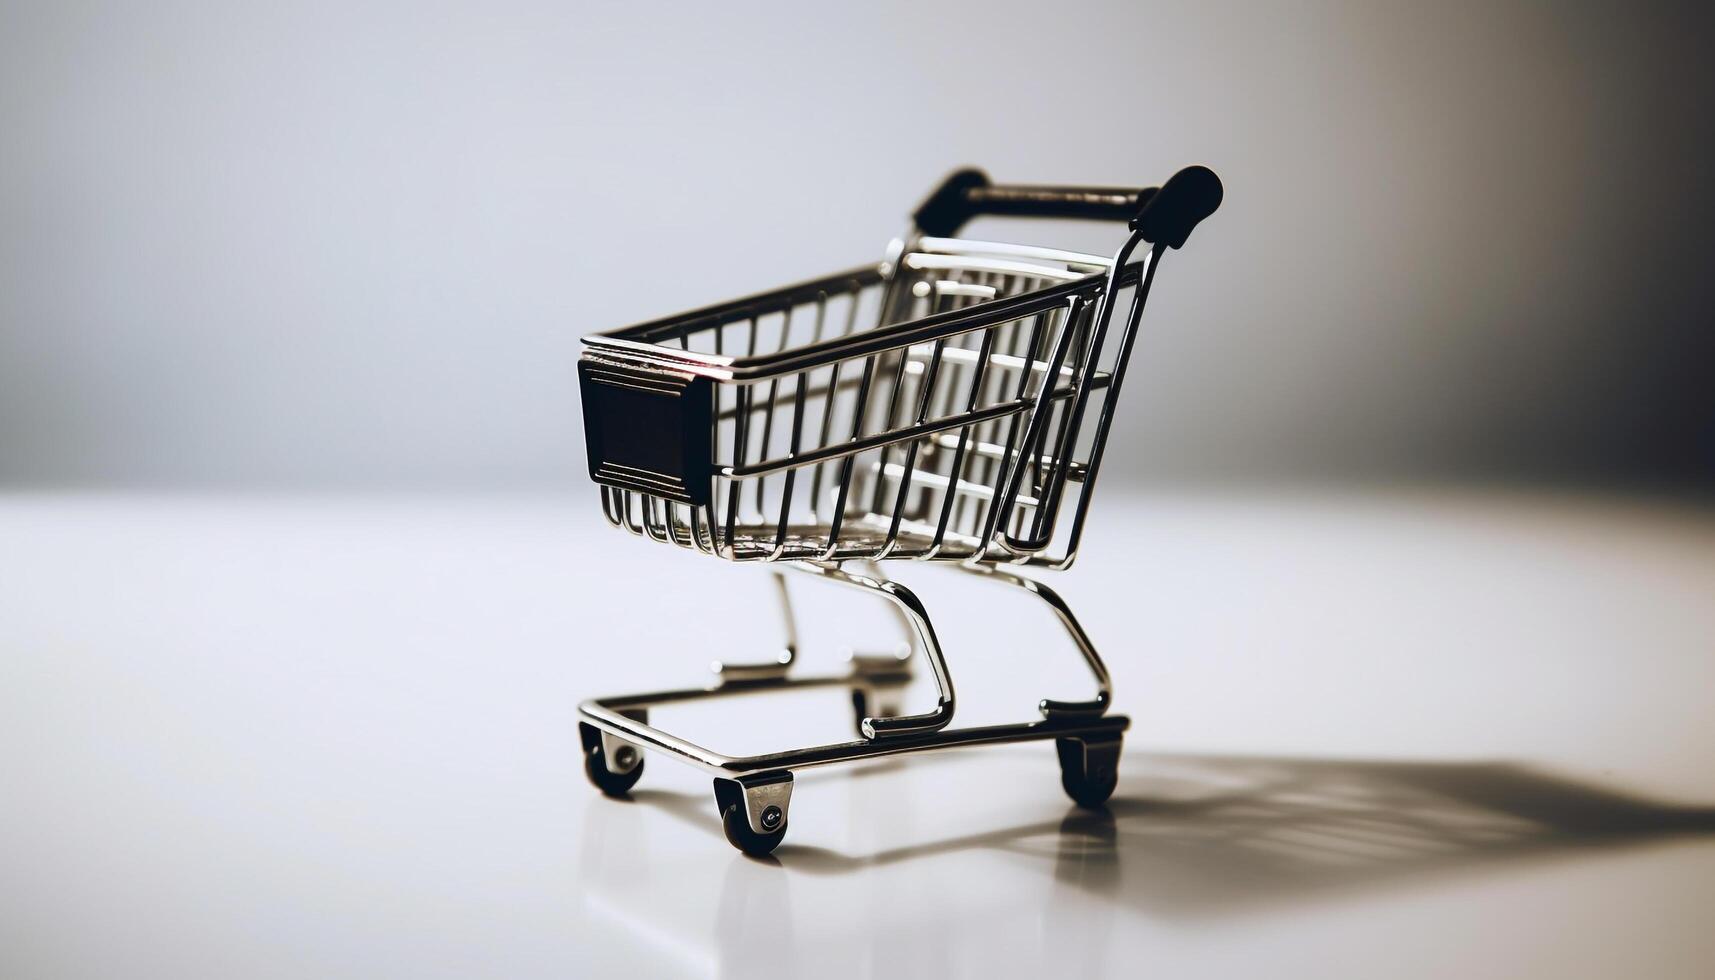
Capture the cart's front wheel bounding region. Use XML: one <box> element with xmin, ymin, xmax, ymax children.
<box><xmin>1056</xmin><ymin>734</ymin><xmax>1121</xmax><ymax>809</ymax></box>
<box><xmin>713</xmin><ymin>772</ymin><xmax>793</xmax><ymax>857</ymax></box>
<box><xmin>720</xmin><ymin>803</ymin><xmax>787</xmax><ymax>856</ymax></box>
<box><xmin>579</xmin><ymin>721</ymin><xmax>644</xmax><ymax>798</ymax></box>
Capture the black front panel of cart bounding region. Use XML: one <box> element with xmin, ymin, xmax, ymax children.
<box><xmin>578</xmin><ymin>359</ymin><xmax>713</xmax><ymax>507</ymax></box>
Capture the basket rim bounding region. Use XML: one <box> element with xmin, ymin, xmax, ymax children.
<box><xmin>581</xmin><ymin>257</ymin><xmax>1143</xmax><ymax>384</ymax></box>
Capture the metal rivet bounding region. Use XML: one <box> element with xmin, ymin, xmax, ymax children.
<box><xmin>614</xmin><ymin>746</ymin><xmax>637</xmax><ymax>769</ymax></box>
<box><xmin>760</xmin><ymin>805</ymin><xmax>783</xmax><ymax>830</ymax></box>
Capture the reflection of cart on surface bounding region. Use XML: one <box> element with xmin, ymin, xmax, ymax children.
<box><xmin>576</xmin><ymin>166</ymin><xmax>1223</xmax><ymax>854</ymax></box>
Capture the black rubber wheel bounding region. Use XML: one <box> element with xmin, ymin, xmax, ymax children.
<box><xmin>721</xmin><ymin>803</ymin><xmax>787</xmax><ymax>857</ymax></box>
<box><xmin>1056</xmin><ymin>736</ymin><xmax>1119</xmax><ymax>809</ymax></box>
<box><xmin>1060</xmin><ymin>765</ymin><xmax>1117</xmax><ymax>809</ymax></box>
<box><xmin>583</xmin><ymin>739</ymin><xmax>644</xmax><ymax>798</ymax></box>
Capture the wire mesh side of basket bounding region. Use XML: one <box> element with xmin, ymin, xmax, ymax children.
<box><xmin>596</xmin><ymin>238</ymin><xmax>1156</xmax><ymax>568</ymax></box>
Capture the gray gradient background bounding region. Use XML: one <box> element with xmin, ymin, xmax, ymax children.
<box><xmin>2</xmin><ymin>1</ymin><xmax>1711</xmax><ymax>490</ymax></box>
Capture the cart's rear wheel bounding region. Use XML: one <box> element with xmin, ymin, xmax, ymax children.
<box><xmin>1056</xmin><ymin>734</ymin><xmax>1121</xmax><ymax>809</ymax></box>
<box><xmin>720</xmin><ymin>803</ymin><xmax>787</xmax><ymax>857</ymax></box>
<box><xmin>579</xmin><ymin>721</ymin><xmax>644</xmax><ymax>798</ymax></box>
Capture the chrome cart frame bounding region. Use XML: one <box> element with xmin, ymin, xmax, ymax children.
<box><xmin>575</xmin><ymin>166</ymin><xmax>1222</xmax><ymax>854</ymax></box>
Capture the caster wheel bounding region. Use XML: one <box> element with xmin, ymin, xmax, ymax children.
<box><xmin>721</xmin><ymin>803</ymin><xmax>787</xmax><ymax>857</ymax></box>
<box><xmin>585</xmin><ymin>743</ymin><xmax>643</xmax><ymax>797</ymax></box>
<box><xmin>713</xmin><ymin>772</ymin><xmax>793</xmax><ymax>857</ymax></box>
<box><xmin>579</xmin><ymin>721</ymin><xmax>643</xmax><ymax>798</ymax></box>
<box><xmin>1056</xmin><ymin>735</ymin><xmax>1120</xmax><ymax>809</ymax></box>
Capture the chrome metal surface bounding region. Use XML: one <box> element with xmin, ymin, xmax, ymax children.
<box><xmin>960</xmin><ymin>563</ymin><xmax>1113</xmax><ymax>719</ymax></box>
<box><xmin>573</xmin><ymin>169</ymin><xmax>1219</xmax><ymax>848</ymax></box>
<box><xmin>598</xmin><ymin>730</ymin><xmax>642</xmax><ymax>775</ymax></box>
<box><xmin>789</xmin><ymin>561</ymin><xmax>954</xmax><ymax>739</ymax></box>
<box><xmin>577</xmin><ymin>688</ymin><xmax>1129</xmax><ymax>777</ymax></box>
<box><xmin>582</xmin><ymin>235</ymin><xmax>1159</xmax><ymax>567</ymax></box>
<box><xmin>730</xmin><ymin>771</ymin><xmax>794</xmax><ymax>836</ymax></box>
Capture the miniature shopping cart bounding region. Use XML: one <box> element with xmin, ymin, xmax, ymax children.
<box><xmin>576</xmin><ymin>166</ymin><xmax>1222</xmax><ymax>855</ymax></box>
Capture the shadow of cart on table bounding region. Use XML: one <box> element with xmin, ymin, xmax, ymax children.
<box><xmin>595</xmin><ymin>751</ymin><xmax>1715</xmax><ymax>921</ymax></box>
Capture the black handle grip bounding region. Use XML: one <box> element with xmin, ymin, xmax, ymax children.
<box><xmin>913</xmin><ymin>165</ymin><xmax>1222</xmax><ymax>248</ymax></box>
<box><xmin>1129</xmin><ymin>165</ymin><xmax>1223</xmax><ymax>249</ymax></box>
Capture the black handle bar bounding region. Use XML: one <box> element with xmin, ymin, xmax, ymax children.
<box><xmin>912</xmin><ymin>165</ymin><xmax>1222</xmax><ymax>249</ymax></box>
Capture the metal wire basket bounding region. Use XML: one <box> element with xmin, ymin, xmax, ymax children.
<box><xmin>577</xmin><ymin>166</ymin><xmax>1222</xmax><ymax>854</ymax></box>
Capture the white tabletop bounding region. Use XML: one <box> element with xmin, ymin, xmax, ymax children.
<box><xmin>3</xmin><ymin>489</ymin><xmax>1712</xmax><ymax>979</ymax></box>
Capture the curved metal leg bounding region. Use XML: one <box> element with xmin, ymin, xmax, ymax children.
<box><xmin>841</xmin><ymin>559</ymin><xmax>916</xmax><ymax>670</ymax></box>
<box><xmin>711</xmin><ymin>571</ymin><xmax>798</xmax><ymax>681</ymax></box>
<box><xmin>838</xmin><ymin>560</ymin><xmax>915</xmax><ymax>737</ymax></box>
<box><xmin>958</xmin><ymin>564</ymin><xmax>1111</xmax><ymax>720</ymax></box>
<box><xmin>789</xmin><ymin>561</ymin><xmax>955</xmax><ymax>739</ymax></box>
